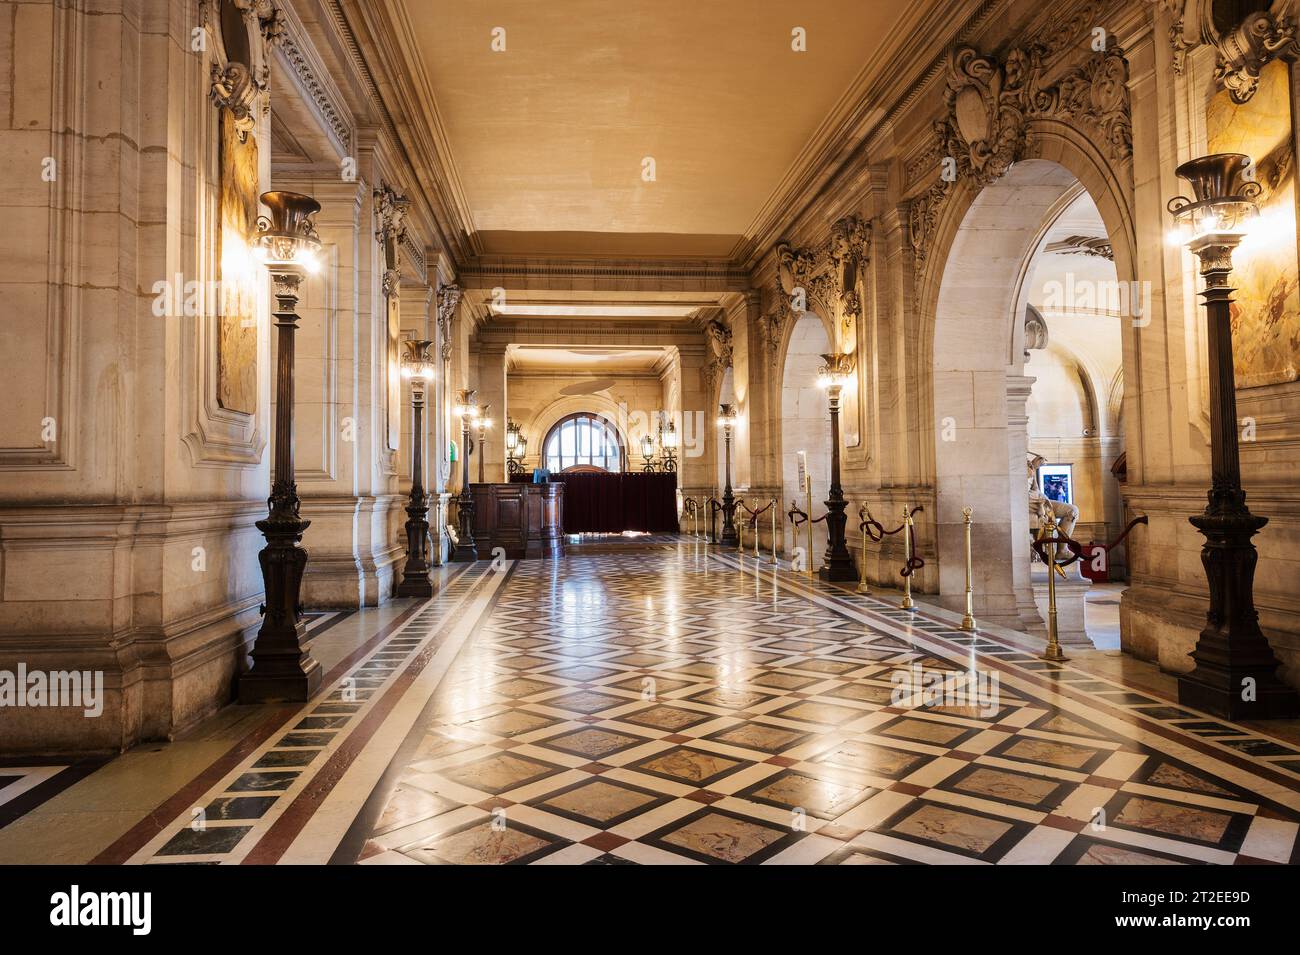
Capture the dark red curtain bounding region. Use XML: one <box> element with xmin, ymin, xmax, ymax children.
<box><xmin>509</xmin><ymin>472</ymin><xmax>678</xmax><ymax>533</ymax></box>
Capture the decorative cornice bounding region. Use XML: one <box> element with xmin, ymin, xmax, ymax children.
<box><xmin>274</xmin><ymin>4</ymin><xmax>354</xmax><ymax>153</ymax></box>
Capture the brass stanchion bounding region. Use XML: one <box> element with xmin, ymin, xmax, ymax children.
<box><xmin>856</xmin><ymin>503</ymin><xmax>871</xmax><ymax>595</ymax></box>
<box><xmin>960</xmin><ymin>506</ymin><xmax>977</xmax><ymax>631</ymax></box>
<box><xmin>737</xmin><ymin>498</ymin><xmax>746</xmax><ymax>568</ymax></box>
<box><xmin>1041</xmin><ymin>509</ymin><xmax>1068</xmax><ymax>661</ymax></box>
<box><xmin>769</xmin><ymin>497</ymin><xmax>778</xmax><ymax>564</ymax></box>
<box><xmin>752</xmin><ymin>507</ymin><xmax>760</xmax><ymax>559</ymax></box>
<box><xmin>805</xmin><ymin>478</ymin><xmax>815</xmax><ymax>580</ymax></box>
<box><xmin>901</xmin><ymin>505</ymin><xmax>915</xmax><ymax>610</ymax></box>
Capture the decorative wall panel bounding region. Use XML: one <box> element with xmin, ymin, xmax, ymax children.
<box><xmin>1206</xmin><ymin>59</ymin><xmax>1299</xmax><ymax>388</ymax></box>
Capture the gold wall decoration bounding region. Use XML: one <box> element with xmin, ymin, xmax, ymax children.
<box><xmin>216</xmin><ymin>107</ymin><xmax>260</xmax><ymax>414</ymax></box>
<box><xmin>1207</xmin><ymin>58</ymin><xmax>1299</xmax><ymax>387</ymax></box>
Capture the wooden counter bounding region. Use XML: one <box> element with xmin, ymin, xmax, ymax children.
<box><xmin>469</xmin><ymin>482</ymin><xmax>565</xmax><ymax>560</ymax></box>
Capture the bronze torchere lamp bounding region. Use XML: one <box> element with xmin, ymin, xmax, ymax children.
<box><xmin>817</xmin><ymin>352</ymin><xmax>857</xmax><ymax>581</ymax></box>
<box><xmin>239</xmin><ymin>191</ymin><xmax>323</xmax><ymax>703</ymax></box>
<box><xmin>396</xmin><ymin>339</ymin><xmax>436</xmax><ymax>597</ymax></box>
<box><xmin>452</xmin><ymin>390</ymin><xmax>480</xmax><ymax>562</ymax></box>
<box><xmin>1167</xmin><ymin>153</ymin><xmax>1296</xmax><ymax>718</ymax></box>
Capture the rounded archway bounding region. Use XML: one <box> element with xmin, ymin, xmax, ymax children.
<box><xmin>926</xmin><ymin>158</ymin><xmax>1134</xmax><ymax>630</ymax></box>
<box><xmin>778</xmin><ymin>310</ymin><xmax>833</xmax><ymax>562</ymax></box>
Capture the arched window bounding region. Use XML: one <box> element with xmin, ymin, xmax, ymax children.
<box><xmin>542</xmin><ymin>413</ymin><xmax>625</xmax><ymax>472</ymax></box>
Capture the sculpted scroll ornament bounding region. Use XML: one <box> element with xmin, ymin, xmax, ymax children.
<box><xmin>202</xmin><ymin>0</ymin><xmax>282</xmax><ymax>142</ymax></box>
<box><xmin>375</xmin><ymin>182</ymin><xmax>410</xmax><ymax>299</ymax></box>
<box><xmin>1171</xmin><ymin>7</ymin><xmax>1299</xmax><ymax>104</ymax></box>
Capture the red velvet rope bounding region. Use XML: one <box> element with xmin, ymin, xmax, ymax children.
<box><xmin>859</xmin><ymin>504</ymin><xmax>925</xmax><ymax>578</ymax></box>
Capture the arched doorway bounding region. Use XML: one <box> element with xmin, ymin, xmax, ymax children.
<box><xmin>928</xmin><ymin>158</ymin><xmax>1134</xmax><ymax>631</ymax></box>
<box><xmin>779</xmin><ymin>311</ymin><xmax>833</xmax><ymax>564</ymax></box>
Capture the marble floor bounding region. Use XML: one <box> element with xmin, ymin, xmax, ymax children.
<box><xmin>2</xmin><ymin>538</ymin><xmax>1299</xmax><ymax>866</ymax></box>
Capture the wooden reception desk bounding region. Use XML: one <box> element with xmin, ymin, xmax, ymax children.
<box><xmin>469</xmin><ymin>482</ymin><xmax>565</xmax><ymax>560</ymax></box>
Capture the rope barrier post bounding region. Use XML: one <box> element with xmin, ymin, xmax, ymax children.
<box><xmin>901</xmin><ymin>505</ymin><xmax>915</xmax><ymax>610</ymax></box>
<box><xmin>752</xmin><ymin>504</ymin><xmax>761</xmax><ymax>560</ymax></box>
<box><xmin>769</xmin><ymin>497</ymin><xmax>778</xmax><ymax>564</ymax></box>
<box><xmin>737</xmin><ymin>498</ymin><xmax>746</xmax><ymax>567</ymax></box>
<box><xmin>856</xmin><ymin>503</ymin><xmax>871</xmax><ymax>595</ymax></box>
<box><xmin>960</xmin><ymin>506</ymin><xmax>977</xmax><ymax>631</ymax></box>
<box><xmin>805</xmin><ymin>477</ymin><xmax>815</xmax><ymax>581</ymax></box>
<box><xmin>1041</xmin><ymin>509</ymin><xmax>1068</xmax><ymax>662</ymax></box>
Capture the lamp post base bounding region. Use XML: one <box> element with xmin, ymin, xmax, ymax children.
<box><xmin>451</xmin><ymin>492</ymin><xmax>477</xmax><ymax>562</ymax></box>
<box><xmin>1178</xmin><ymin>670</ymin><xmax>1297</xmax><ymax>720</ymax></box>
<box><xmin>396</xmin><ymin>501</ymin><xmax>434</xmax><ymax>597</ymax></box>
<box><xmin>396</xmin><ymin>568</ymin><xmax>434</xmax><ymax>597</ymax></box>
<box><xmin>239</xmin><ymin>635</ymin><xmax>322</xmax><ymax>704</ymax></box>
<box><xmin>819</xmin><ymin>499</ymin><xmax>857</xmax><ymax>581</ymax></box>
<box><xmin>1176</xmin><ymin>508</ymin><xmax>1299</xmax><ymax>719</ymax></box>
<box><xmin>239</xmin><ymin>510</ymin><xmax>322</xmax><ymax>704</ymax></box>
<box><xmin>719</xmin><ymin>514</ymin><xmax>739</xmax><ymax>548</ymax></box>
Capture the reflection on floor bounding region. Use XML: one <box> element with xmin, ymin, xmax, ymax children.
<box><xmin>2</xmin><ymin>539</ymin><xmax>1299</xmax><ymax>865</ymax></box>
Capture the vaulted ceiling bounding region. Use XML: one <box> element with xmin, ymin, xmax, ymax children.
<box><xmin>400</xmin><ymin>0</ymin><xmax>911</xmax><ymax>259</ymax></box>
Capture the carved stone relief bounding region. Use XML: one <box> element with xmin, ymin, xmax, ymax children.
<box><xmin>1171</xmin><ymin>2</ymin><xmax>1299</xmax><ymax>104</ymax></box>
<box><xmin>436</xmin><ymin>283</ymin><xmax>463</xmax><ymax>363</ymax></box>
<box><xmin>773</xmin><ymin>214</ymin><xmax>870</xmax><ymax>347</ymax></box>
<box><xmin>375</xmin><ymin>182</ymin><xmax>410</xmax><ymax>454</ymax></box>
<box><xmin>202</xmin><ymin>0</ymin><xmax>281</xmax><ymax>143</ymax></box>
<box><xmin>909</xmin><ymin>37</ymin><xmax>1133</xmax><ymax>297</ymax></box>
<box><xmin>938</xmin><ymin>38</ymin><xmax>1132</xmax><ymax>189</ymax></box>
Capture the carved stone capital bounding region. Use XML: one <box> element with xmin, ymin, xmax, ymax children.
<box><xmin>705</xmin><ymin>317</ymin><xmax>733</xmax><ymax>368</ymax></box>
<box><xmin>374</xmin><ymin>181</ymin><xmax>410</xmax><ymax>247</ymax></box>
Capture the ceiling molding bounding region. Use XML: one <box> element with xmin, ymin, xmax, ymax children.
<box><xmin>328</xmin><ymin>0</ymin><xmax>478</xmax><ymax>266</ymax></box>
<box><xmin>736</xmin><ymin>0</ymin><xmax>1003</xmax><ymax>271</ymax></box>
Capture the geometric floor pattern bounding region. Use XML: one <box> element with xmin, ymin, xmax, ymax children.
<box><xmin>354</xmin><ymin>545</ymin><xmax>1300</xmax><ymax>865</ymax></box>
<box><xmin>11</xmin><ymin>539</ymin><xmax>1299</xmax><ymax>866</ymax></box>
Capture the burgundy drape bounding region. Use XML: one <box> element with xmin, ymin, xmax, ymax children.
<box><xmin>508</xmin><ymin>472</ymin><xmax>678</xmax><ymax>533</ymax></box>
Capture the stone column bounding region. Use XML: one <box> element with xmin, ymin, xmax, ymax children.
<box><xmin>676</xmin><ymin>343</ymin><xmax>714</xmax><ymax>506</ymax></box>
<box><xmin>475</xmin><ymin>342</ymin><xmax>509</xmax><ymax>483</ymax></box>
